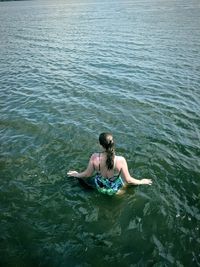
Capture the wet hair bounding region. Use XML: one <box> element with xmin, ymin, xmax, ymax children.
<box><xmin>99</xmin><ymin>132</ymin><xmax>115</xmax><ymax>170</ymax></box>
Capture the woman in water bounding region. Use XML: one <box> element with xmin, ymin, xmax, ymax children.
<box><xmin>67</xmin><ymin>132</ymin><xmax>152</xmax><ymax>195</ymax></box>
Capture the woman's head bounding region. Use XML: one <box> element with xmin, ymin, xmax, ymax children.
<box><xmin>99</xmin><ymin>132</ymin><xmax>115</xmax><ymax>170</ymax></box>
<box><xmin>99</xmin><ymin>132</ymin><xmax>114</xmax><ymax>149</ymax></box>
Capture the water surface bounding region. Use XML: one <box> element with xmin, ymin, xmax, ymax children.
<box><xmin>0</xmin><ymin>0</ymin><xmax>200</xmax><ymax>266</ymax></box>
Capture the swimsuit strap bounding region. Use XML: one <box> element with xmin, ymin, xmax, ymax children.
<box><xmin>98</xmin><ymin>152</ymin><xmax>101</xmax><ymax>172</ymax></box>
<box><xmin>114</xmin><ymin>156</ymin><xmax>122</xmax><ymax>178</ymax></box>
<box><xmin>117</xmin><ymin>168</ymin><xmax>122</xmax><ymax>178</ymax></box>
<box><xmin>92</xmin><ymin>152</ymin><xmax>102</xmax><ymax>173</ymax></box>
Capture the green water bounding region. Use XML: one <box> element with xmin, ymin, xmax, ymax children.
<box><xmin>0</xmin><ymin>0</ymin><xmax>200</xmax><ymax>266</ymax></box>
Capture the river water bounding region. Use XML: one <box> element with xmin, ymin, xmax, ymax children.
<box><xmin>0</xmin><ymin>0</ymin><xmax>200</xmax><ymax>266</ymax></box>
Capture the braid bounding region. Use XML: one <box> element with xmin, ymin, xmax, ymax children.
<box><xmin>99</xmin><ymin>133</ymin><xmax>115</xmax><ymax>170</ymax></box>
<box><xmin>106</xmin><ymin>141</ymin><xmax>115</xmax><ymax>170</ymax></box>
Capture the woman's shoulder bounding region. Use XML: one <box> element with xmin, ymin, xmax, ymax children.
<box><xmin>90</xmin><ymin>153</ymin><xmax>100</xmax><ymax>161</ymax></box>
<box><xmin>91</xmin><ymin>152</ymin><xmax>99</xmax><ymax>157</ymax></box>
<box><xmin>116</xmin><ymin>155</ymin><xmax>126</xmax><ymax>161</ymax></box>
<box><xmin>115</xmin><ymin>155</ymin><xmax>127</xmax><ymax>166</ymax></box>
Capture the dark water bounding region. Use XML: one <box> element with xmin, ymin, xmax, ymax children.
<box><xmin>0</xmin><ymin>0</ymin><xmax>200</xmax><ymax>266</ymax></box>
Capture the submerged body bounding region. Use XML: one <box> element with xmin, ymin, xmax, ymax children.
<box><xmin>67</xmin><ymin>133</ymin><xmax>152</xmax><ymax>195</ymax></box>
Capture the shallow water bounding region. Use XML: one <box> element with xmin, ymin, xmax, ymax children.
<box><xmin>0</xmin><ymin>0</ymin><xmax>200</xmax><ymax>266</ymax></box>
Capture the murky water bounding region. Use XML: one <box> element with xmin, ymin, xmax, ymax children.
<box><xmin>0</xmin><ymin>0</ymin><xmax>200</xmax><ymax>266</ymax></box>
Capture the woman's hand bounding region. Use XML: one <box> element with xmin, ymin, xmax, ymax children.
<box><xmin>67</xmin><ymin>170</ymin><xmax>79</xmax><ymax>177</ymax></box>
<box><xmin>141</xmin><ymin>179</ymin><xmax>152</xmax><ymax>185</ymax></box>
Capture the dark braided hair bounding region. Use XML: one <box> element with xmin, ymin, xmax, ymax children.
<box><xmin>99</xmin><ymin>132</ymin><xmax>115</xmax><ymax>170</ymax></box>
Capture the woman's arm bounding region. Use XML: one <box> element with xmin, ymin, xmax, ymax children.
<box><xmin>120</xmin><ymin>157</ymin><xmax>152</xmax><ymax>185</ymax></box>
<box><xmin>67</xmin><ymin>155</ymin><xmax>94</xmax><ymax>178</ymax></box>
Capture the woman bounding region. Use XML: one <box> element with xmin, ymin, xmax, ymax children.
<box><xmin>67</xmin><ymin>132</ymin><xmax>152</xmax><ymax>195</ymax></box>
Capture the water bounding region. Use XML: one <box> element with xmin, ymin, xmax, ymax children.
<box><xmin>0</xmin><ymin>0</ymin><xmax>200</xmax><ymax>266</ymax></box>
